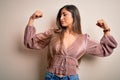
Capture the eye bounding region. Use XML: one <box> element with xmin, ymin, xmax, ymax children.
<box><xmin>63</xmin><ymin>13</ymin><xmax>67</xmax><ymax>16</ymax></box>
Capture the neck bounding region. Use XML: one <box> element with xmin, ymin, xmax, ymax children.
<box><xmin>65</xmin><ymin>26</ymin><xmax>74</xmax><ymax>34</ymax></box>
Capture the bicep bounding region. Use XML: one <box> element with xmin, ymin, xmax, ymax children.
<box><xmin>85</xmin><ymin>38</ymin><xmax>104</xmax><ymax>57</ymax></box>
<box><xmin>24</xmin><ymin>26</ymin><xmax>53</xmax><ymax>50</ymax></box>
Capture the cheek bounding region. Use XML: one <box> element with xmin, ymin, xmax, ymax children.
<box><xmin>67</xmin><ymin>17</ymin><xmax>73</xmax><ymax>24</ymax></box>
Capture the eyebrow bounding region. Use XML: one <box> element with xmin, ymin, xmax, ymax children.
<box><xmin>61</xmin><ymin>11</ymin><xmax>68</xmax><ymax>15</ymax></box>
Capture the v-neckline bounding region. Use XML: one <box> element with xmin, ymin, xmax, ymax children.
<box><xmin>63</xmin><ymin>34</ymin><xmax>80</xmax><ymax>51</ymax></box>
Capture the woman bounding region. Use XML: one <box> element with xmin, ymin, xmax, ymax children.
<box><xmin>24</xmin><ymin>5</ymin><xmax>117</xmax><ymax>80</ymax></box>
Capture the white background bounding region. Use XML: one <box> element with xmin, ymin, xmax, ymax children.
<box><xmin>0</xmin><ymin>0</ymin><xmax>120</xmax><ymax>80</ymax></box>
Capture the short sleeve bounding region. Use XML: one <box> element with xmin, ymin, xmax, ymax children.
<box><xmin>85</xmin><ymin>34</ymin><xmax>117</xmax><ymax>57</ymax></box>
<box><xmin>24</xmin><ymin>26</ymin><xmax>53</xmax><ymax>50</ymax></box>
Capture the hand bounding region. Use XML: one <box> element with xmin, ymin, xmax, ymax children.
<box><xmin>30</xmin><ymin>10</ymin><xmax>43</xmax><ymax>20</ymax></box>
<box><xmin>96</xmin><ymin>19</ymin><xmax>109</xmax><ymax>29</ymax></box>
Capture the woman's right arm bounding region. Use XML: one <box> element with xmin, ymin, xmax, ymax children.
<box><xmin>24</xmin><ymin>10</ymin><xmax>52</xmax><ymax>50</ymax></box>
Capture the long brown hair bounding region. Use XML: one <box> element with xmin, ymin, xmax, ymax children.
<box><xmin>55</xmin><ymin>5</ymin><xmax>82</xmax><ymax>51</ymax></box>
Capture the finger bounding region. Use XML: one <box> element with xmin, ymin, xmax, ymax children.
<box><xmin>35</xmin><ymin>15</ymin><xmax>42</xmax><ymax>18</ymax></box>
<box><xmin>34</xmin><ymin>11</ymin><xmax>43</xmax><ymax>18</ymax></box>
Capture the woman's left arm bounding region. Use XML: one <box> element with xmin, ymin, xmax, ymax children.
<box><xmin>85</xmin><ymin>19</ymin><xmax>118</xmax><ymax>57</ymax></box>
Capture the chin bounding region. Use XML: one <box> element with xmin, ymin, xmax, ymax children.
<box><xmin>61</xmin><ymin>24</ymin><xmax>67</xmax><ymax>27</ymax></box>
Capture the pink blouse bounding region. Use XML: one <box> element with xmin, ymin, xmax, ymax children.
<box><xmin>24</xmin><ymin>26</ymin><xmax>117</xmax><ymax>76</ymax></box>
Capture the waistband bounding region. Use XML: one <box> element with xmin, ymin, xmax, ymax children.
<box><xmin>45</xmin><ymin>71</ymin><xmax>79</xmax><ymax>79</ymax></box>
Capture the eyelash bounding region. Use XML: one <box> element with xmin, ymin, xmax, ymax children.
<box><xmin>63</xmin><ymin>13</ymin><xmax>67</xmax><ymax>16</ymax></box>
<box><xmin>64</xmin><ymin>14</ymin><xmax>67</xmax><ymax>16</ymax></box>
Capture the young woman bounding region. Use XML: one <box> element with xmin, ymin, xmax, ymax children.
<box><xmin>24</xmin><ymin>5</ymin><xmax>117</xmax><ymax>80</ymax></box>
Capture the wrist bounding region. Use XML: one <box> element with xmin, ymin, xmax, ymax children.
<box><xmin>30</xmin><ymin>16</ymin><xmax>35</xmax><ymax>20</ymax></box>
<box><xmin>103</xmin><ymin>28</ymin><xmax>110</xmax><ymax>36</ymax></box>
<box><xmin>103</xmin><ymin>28</ymin><xmax>110</xmax><ymax>33</ymax></box>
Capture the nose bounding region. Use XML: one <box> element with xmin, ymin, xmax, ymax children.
<box><xmin>60</xmin><ymin>15</ymin><xmax>63</xmax><ymax>21</ymax></box>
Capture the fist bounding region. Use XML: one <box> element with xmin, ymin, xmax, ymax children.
<box><xmin>31</xmin><ymin>10</ymin><xmax>43</xmax><ymax>19</ymax></box>
<box><xmin>96</xmin><ymin>19</ymin><xmax>109</xmax><ymax>29</ymax></box>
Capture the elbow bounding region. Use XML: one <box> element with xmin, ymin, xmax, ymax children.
<box><xmin>24</xmin><ymin>41</ymin><xmax>43</xmax><ymax>50</ymax></box>
<box><xmin>105</xmin><ymin>43</ymin><xmax>118</xmax><ymax>56</ymax></box>
<box><xmin>24</xmin><ymin>43</ymin><xmax>30</xmax><ymax>49</ymax></box>
<box><xmin>103</xmin><ymin>52</ymin><xmax>112</xmax><ymax>57</ymax></box>
<box><xmin>102</xmin><ymin>47</ymin><xmax>114</xmax><ymax>57</ymax></box>
<box><xmin>24</xmin><ymin>40</ymin><xmax>33</xmax><ymax>49</ymax></box>
<box><xmin>113</xmin><ymin>41</ymin><xmax>118</xmax><ymax>49</ymax></box>
<box><xmin>24</xmin><ymin>36</ymin><xmax>34</xmax><ymax>49</ymax></box>
<box><xmin>101</xmin><ymin>41</ymin><xmax>118</xmax><ymax>57</ymax></box>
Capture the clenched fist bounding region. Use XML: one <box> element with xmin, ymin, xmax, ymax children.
<box><xmin>30</xmin><ymin>10</ymin><xmax>43</xmax><ymax>19</ymax></box>
<box><xmin>96</xmin><ymin>19</ymin><xmax>109</xmax><ymax>30</ymax></box>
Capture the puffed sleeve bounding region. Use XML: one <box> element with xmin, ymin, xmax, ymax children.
<box><xmin>85</xmin><ymin>34</ymin><xmax>117</xmax><ymax>57</ymax></box>
<box><xmin>24</xmin><ymin>26</ymin><xmax>53</xmax><ymax>50</ymax></box>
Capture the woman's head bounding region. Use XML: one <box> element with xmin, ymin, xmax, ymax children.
<box><xmin>56</xmin><ymin>5</ymin><xmax>82</xmax><ymax>34</ymax></box>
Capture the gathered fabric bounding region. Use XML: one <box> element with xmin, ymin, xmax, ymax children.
<box><xmin>47</xmin><ymin>55</ymin><xmax>78</xmax><ymax>75</ymax></box>
<box><xmin>24</xmin><ymin>26</ymin><xmax>117</xmax><ymax>76</ymax></box>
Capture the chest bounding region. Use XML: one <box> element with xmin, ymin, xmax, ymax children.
<box><xmin>62</xmin><ymin>34</ymin><xmax>86</xmax><ymax>59</ymax></box>
<box><xmin>49</xmin><ymin>34</ymin><xmax>86</xmax><ymax>59</ymax></box>
<box><xmin>63</xmin><ymin>35</ymin><xmax>78</xmax><ymax>50</ymax></box>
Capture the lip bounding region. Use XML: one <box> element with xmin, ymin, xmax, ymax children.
<box><xmin>60</xmin><ymin>21</ymin><xmax>65</xmax><ymax>24</ymax></box>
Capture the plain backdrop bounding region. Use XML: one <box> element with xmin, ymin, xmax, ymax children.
<box><xmin>0</xmin><ymin>0</ymin><xmax>120</xmax><ymax>80</ymax></box>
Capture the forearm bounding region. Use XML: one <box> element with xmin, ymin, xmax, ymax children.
<box><xmin>27</xmin><ymin>17</ymin><xmax>34</xmax><ymax>27</ymax></box>
<box><xmin>24</xmin><ymin>26</ymin><xmax>36</xmax><ymax>49</ymax></box>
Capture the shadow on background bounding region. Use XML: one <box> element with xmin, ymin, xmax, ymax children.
<box><xmin>16</xmin><ymin>32</ymin><xmax>48</xmax><ymax>80</ymax></box>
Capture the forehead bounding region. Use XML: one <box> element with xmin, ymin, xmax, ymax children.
<box><xmin>61</xmin><ymin>8</ymin><xmax>71</xmax><ymax>14</ymax></box>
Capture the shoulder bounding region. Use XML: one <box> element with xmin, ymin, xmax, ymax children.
<box><xmin>78</xmin><ymin>33</ymin><xmax>93</xmax><ymax>43</ymax></box>
<box><xmin>78</xmin><ymin>33</ymin><xmax>90</xmax><ymax>38</ymax></box>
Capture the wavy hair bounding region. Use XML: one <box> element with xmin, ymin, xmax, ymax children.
<box><xmin>54</xmin><ymin>5</ymin><xmax>83</xmax><ymax>51</ymax></box>
<box><xmin>56</xmin><ymin>5</ymin><xmax>82</xmax><ymax>34</ymax></box>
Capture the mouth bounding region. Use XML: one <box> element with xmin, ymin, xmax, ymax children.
<box><xmin>60</xmin><ymin>21</ymin><xmax>65</xmax><ymax>24</ymax></box>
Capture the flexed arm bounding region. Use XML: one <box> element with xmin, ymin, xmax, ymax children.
<box><xmin>85</xmin><ymin>19</ymin><xmax>117</xmax><ymax>57</ymax></box>
<box><xmin>24</xmin><ymin>10</ymin><xmax>53</xmax><ymax>50</ymax></box>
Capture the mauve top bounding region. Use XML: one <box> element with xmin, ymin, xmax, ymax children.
<box><xmin>24</xmin><ymin>26</ymin><xmax>117</xmax><ymax>76</ymax></box>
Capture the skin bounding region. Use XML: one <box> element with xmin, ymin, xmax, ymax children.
<box><xmin>27</xmin><ymin>9</ymin><xmax>110</xmax><ymax>49</ymax></box>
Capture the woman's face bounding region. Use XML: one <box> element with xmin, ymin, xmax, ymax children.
<box><xmin>60</xmin><ymin>8</ymin><xmax>73</xmax><ymax>28</ymax></box>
